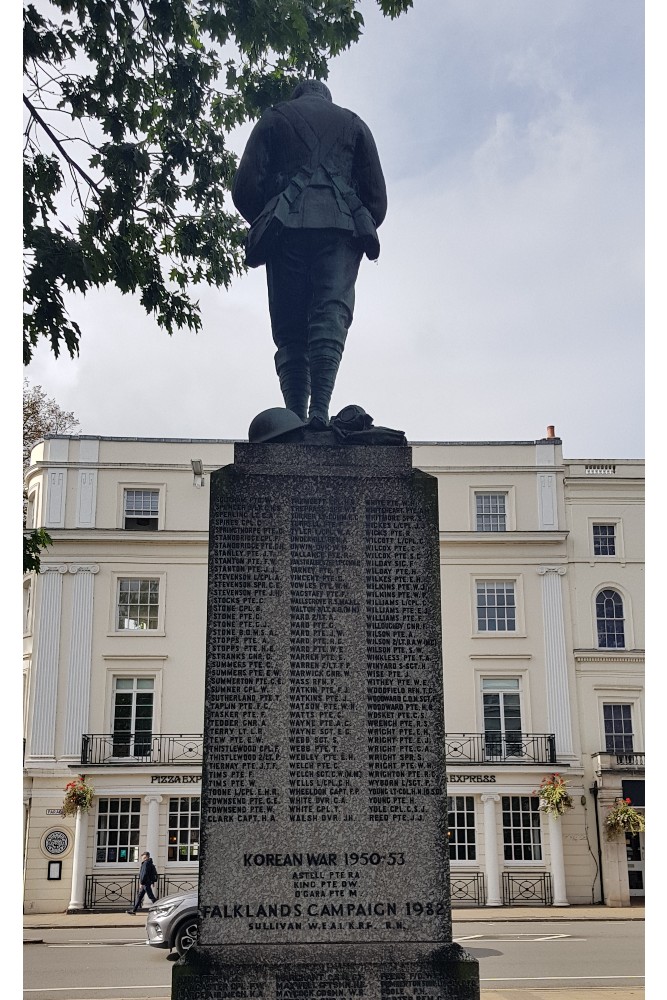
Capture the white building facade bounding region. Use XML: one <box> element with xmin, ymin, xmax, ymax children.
<box><xmin>23</xmin><ymin>433</ymin><xmax>644</xmax><ymax>913</ymax></box>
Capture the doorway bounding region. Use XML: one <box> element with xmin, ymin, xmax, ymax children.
<box><xmin>626</xmin><ymin>831</ymin><xmax>644</xmax><ymax>897</ymax></box>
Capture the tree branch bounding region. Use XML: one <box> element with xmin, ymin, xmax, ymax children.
<box><xmin>23</xmin><ymin>93</ymin><xmax>102</xmax><ymax>196</ymax></box>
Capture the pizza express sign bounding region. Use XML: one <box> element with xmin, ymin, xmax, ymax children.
<box><xmin>448</xmin><ymin>775</ymin><xmax>497</xmax><ymax>783</ymax></box>
<box><xmin>151</xmin><ymin>774</ymin><xmax>201</xmax><ymax>784</ymax></box>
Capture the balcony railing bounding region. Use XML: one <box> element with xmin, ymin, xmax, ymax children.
<box><xmin>444</xmin><ymin>733</ymin><xmax>557</xmax><ymax>765</ymax></box>
<box><xmin>81</xmin><ymin>733</ymin><xmax>558</xmax><ymax>767</ymax></box>
<box><xmin>592</xmin><ymin>750</ymin><xmax>645</xmax><ymax>773</ymax></box>
<box><xmin>81</xmin><ymin>734</ymin><xmax>203</xmax><ymax>766</ymax></box>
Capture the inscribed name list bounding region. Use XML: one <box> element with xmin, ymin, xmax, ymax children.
<box><xmin>200</xmin><ymin>458</ymin><xmax>449</xmax><ymax>947</ymax></box>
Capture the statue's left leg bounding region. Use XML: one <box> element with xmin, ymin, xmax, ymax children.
<box><xmin>307</xmin><ymin>233</ymin><xmax>363</xmax><ymax>426</ymax></box>
<box><xmin>274</xmin><ymin>344</ymin><xmax>310</xmax><ymax>421</ymax></box>
<box><xmin>307</xmin><ymin>340</ymin><xmax>343</xmax><ymax>427</ymax></box>
<box><xmin>267</xmin><ymin>236</ymin><xmax>310</xmax><ymax>420</ymax></box>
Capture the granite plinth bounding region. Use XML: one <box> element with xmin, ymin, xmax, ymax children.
<box><xmin>173</xmin><ymin>944</ymin><xmax>479</xmax><ymax>999</ymax></box>
<box><xmin>173</xmin><ymin>443</ymin><xmax>479</xmax><ymax>999</ymax></box>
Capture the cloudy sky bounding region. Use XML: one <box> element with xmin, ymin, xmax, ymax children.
<box><xmin>23</xmin><ymin>0</ymin><xmax>645</xmax><ymax>459</ymax></box>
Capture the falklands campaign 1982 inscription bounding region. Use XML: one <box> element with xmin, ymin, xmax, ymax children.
<box><xmin>173</xmin><ymin>442</ymin><xmax>479</xmax><ymax>1000</ymax></box>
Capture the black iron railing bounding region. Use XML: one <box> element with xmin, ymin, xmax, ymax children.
<box><xmin>450</xmin><ymin>871</ymin><xmax>486</xmax><ymax>906</ymax></box>
<box><xmin>445</xmin><ymin>733</ymin><xmax>557</xmax><ymax>765</ymax></box>
<box><xmin>85</xmin><ymin>874</ymin><xmax>138</xmax><ymax>909</ymax></box>
<box><xmin>84</xmin><ymin>874</ymin><xmax>198</xmax><ymax>910</ymax></box>
<box><xmin>502</xmin><ymin>871</ymin><xmax>553</xmax><ymax>906</ymax></box>
<box><xmin>81</xmin><ymin>734</ymin><xmax>203</xmax><ymax>766</ymax></box>
<box><xmin>82</xmin><ymin>733</ymin><xmax>557</xmax><ymax>766</ymax></box>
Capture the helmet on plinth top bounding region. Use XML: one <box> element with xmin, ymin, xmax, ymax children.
<box><xmin>248</xmin><ymin>407</ymin><xmax>305</xmax><ymax>443</ymax></box>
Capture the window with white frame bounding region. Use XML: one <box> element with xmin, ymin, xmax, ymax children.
<box><xmin>95</xmin><ymin>797</ymin><xmax>141</xmax><ymax>863</ymax></box>
<box><xmin>596</xmin><ymin>589</ymin><xmax>625</xmax><ymax>648</ymax></box>
<box><xmin>501</xmin><ymin>795</ymin><xmax>542</xmax><ymax>861</ymax></box>
<box><xmin>603</xmin><ymin>703</ymin><xmax>634</xmax><ymax>753</ymax></box>
<box><xmin>124</xmin><ymin>489</ymin><xmax>159</xmax><ymax>531</ymax></box>
<box><xmin>593</xmin><ymin>524</ymin><xmax>616</xmax><ymax>556</ymax></box>
<box><xmin>476</xmin><ymin>581</ymin><xmax>516</xmax><ymax>632</ymax></box>
<box><xmin>475</xmin><ymin>493</ymin><xmax>507</xmax><ymax>532</ymax></box>
<box><xmin>482</xmin><ymin>678</ymin><xmax>522</xmax><ymax>758</ymax></box>
<box><xmin>168</xmin><ymin>797</ymin><xmax>200</xmax><ymax>862</ymax></box>
<box><xmin>447</xmin><ymin>795</ymin><xmax>476</xmax><ymax>860</ymax></box>
<box><xmin>117</xmin><ymin>577</ymin><xmax>160</xmax><ymax>630</ymax></box>
<box><xmin>112</xmin><ymin>677</ymin><xmax>154</xmax><ymax>757</ymax></box>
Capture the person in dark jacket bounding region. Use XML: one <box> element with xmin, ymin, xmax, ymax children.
<box><xmin>232</xmin><ymin>80</ymin><xmax>387</xmax><ymax>427</ymax></box>
<box><xmin>128</xmin><ymin>851</ymin><xmax>158</xmax><ymax>913</ymax></box>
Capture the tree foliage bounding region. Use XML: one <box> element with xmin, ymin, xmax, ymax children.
<box><xmin>23</xmin><ymin>378</ymin><xmax>79</xmax><ymax>572</ymax></box>
<box><xmin>24</xmin><ymin>528</ymin><xmax>54</xmax><ymax>575</ymax></box>
<box><xmin>23</xmin><ymin>0</ymin><xmax>414</xmax><ymax>364</ymax></box>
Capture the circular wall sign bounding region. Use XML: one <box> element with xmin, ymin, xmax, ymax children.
<box><xmin>42</xmin><ymin>829</ymin><xmax>70</xmax><ymax>857</ymax></box>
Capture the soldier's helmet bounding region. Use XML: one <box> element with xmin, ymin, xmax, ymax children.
<box><xmin>248</xmin><ymin>408</ymin><xmax>305</xmax><ymax>443</ymax></box>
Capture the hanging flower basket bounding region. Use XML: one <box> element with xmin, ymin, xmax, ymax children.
<box><xmin>62</xmin><ymin>777</ymin><xmax>94</xmax><ymax>816</ymax></box>
<box><xmin>534</xmin><ymin>773</ymin><xmax>574</xmax><ymax>817</ymax></box>
<box><xmin>605</xmin><ymin>798</ymin><xmax>645</xmax><ymax>840</ymax></box>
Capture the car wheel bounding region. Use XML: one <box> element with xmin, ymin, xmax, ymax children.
<box><xmin>174</xmin><ymin>917</ymin><xmax>199</xmax><ymax>955</ymax></box>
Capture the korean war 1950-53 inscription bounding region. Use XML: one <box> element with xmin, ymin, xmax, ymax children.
<box><xmin>172</xmin><ymin>442</ymin><xmax>479</xmax><ymax>1000</ymax></box>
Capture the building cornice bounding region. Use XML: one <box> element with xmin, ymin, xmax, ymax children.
<box><xmin>439</xmin><ymin>531</ymin><xmax>568</xmax><ymax>545</ymax></box>
<box><xmin>419</xmin><ymin>465</ymin><xmax>565</xmax><ymax>475</ymax></box>
<box><xmin>469</xmin><ymin>654</ymin><xmax>532</xmax><ymax>660</ymax></box>
<box><xmin>574</xmin><ymin>650</ymin><xmax>645</xmax><ymax>664</ymax></box>
<box><xmin>29</xmin><ymin>530</ymin><xmax>209</xmax><ymax>543</ymax></box>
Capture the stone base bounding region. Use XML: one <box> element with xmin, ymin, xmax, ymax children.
<box><xmin>172</xmin><ymin>943</ymin><xmax>480</xmax><ymax>999</ymax></box>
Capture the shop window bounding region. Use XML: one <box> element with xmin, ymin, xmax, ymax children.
<box><xmin>596</xmin><ymin>589</ymin><xmax>625</xmax><ymax>648</ymax></box>
<box><xmin>116</xmin><ymin>577</ymin><xmax>160</xmax><ymax>631</ymax></box>
<box><xmin>112</xmin><ymin>678</ymin><xmax>154</xmax><ymax>758</ymax></box>
<box><xmin>124</xmin><ymin>489</ymin><xmax>159</xmax><ymax>530</ymax></box>
<box><xmin>95</xmin><ymin>797</ymin><xmax>141</xmax><ymax>863</ymax></box>
<box><xmin>476</xmin><ymin>581</ymin><xmax>516</xmax><ymax>632</ymax></box>
<box><xmin>621</xmin><ymin>780</ymin><xmax>644</xmax><ymax>806</ymax></box>
<box><xmin>475</xmin><ymin>493</ymin><xmax>507</xmax><ymax>532</ymax></box>
<box><xmin>593</xmin><ymin>523</ymin><xmax>616</xmax><ymax>556</ymax></box>
<box><xmin>603</xmin><ymin>703</ymin><xmax>634</xmax><ymax>753</ymax></box>
<box><xmin>501</xmin><ymin>795</ymin><xmax>542</xmax><ymax>861</ymax></box>
<box><xmin>447</xmin><ymin>795</ymin><xmax>476</xmax><ymax>860</ymax></box>
<box><xmin>168</xmin><ymin>797</ymin><xmax>200</xmax><ymax>862</ymax></box>
<box><xmin>482</xmin><ymin>678</ymin><xmax>522</xmax><ymax>758</ymax></box>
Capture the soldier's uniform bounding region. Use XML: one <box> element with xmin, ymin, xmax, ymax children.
<box><xmin>232</xmin><ymin>81</ymin><xmax>387</xmax><ymax>425</ymax></box>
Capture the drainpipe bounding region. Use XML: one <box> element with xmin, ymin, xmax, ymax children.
<box><xmin>590</xmin><ymin>782</ymin><xmax>605</xmax><ymax>904</ymax></box>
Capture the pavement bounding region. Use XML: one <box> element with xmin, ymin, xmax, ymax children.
<box><xmin>23</xmin><ymin>903</ymin><xmax>644</xmax><ymax>930</ymax></box>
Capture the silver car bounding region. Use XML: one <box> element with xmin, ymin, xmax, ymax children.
<box><xmin>146</xmin><ymin>890</ymin><xmax>199</xmax><ymax>956</ymax></box>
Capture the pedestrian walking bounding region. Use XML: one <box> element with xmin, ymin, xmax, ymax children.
<box><xmin>128</xmin><ymin>851</ymin><xmax>158</xmax><ymax>913</ymax></box>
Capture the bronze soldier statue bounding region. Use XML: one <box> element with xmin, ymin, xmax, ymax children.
<box><xmin>232</xmin><ymin>80</ymin><xmax>387</xmax><ymax>428</ymax></box>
